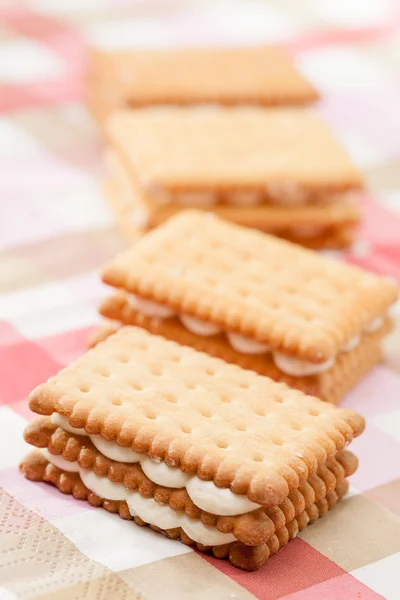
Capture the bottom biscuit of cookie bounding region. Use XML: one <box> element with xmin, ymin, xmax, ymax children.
<box><xmin>23</xmin><ymin>416</ymin><xmax>357</xmax><ymax>550</ymax></box>
<box><xmin>20</xmin><ymin>449</ymin><xmax>349</xmax><ymax>571</ymax></box>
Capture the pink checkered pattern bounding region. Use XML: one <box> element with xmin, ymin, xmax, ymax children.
<box><xmin>1</xmin><ymin>2</ymin><xmax>400</xmax><ymax>599</ymax></box>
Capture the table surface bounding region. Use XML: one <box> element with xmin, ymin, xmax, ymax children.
<box><xmin>1</xmin><ymin>2</ymin><xmax>400</xmax><ymax>599</ymax></box>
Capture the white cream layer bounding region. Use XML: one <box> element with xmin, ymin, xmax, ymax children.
<box><xmin>41</xmin><ymin>448</ymin><xmax>80</xmax><ymax>473</ymax></box>
<box><xmin>50</xmin><ymin>414</ymin><xmax>261</xmax><ymax>517</ymax></box>
<box><xmin>42</xmin><ymin>449</ymin><xmax>236</xmax><ymax>546</ymax></box>
<box><xmin>127</xmin><ymin>295</ymin><xmax>385</xmax><ymax>376</ymax></box>
<box><xmin>107</xmin><ymin>149</ymin><xmax>355</xmax><ymax>208</ymax></box>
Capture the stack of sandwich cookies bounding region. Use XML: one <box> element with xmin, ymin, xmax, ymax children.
<box><xmin>21</xmin><ymin>327</ymin><xmax>364</xmax><ymax>571</ymax></box>
<box><xmin>87</xmin><ymin>46</ymin><xmax>318</xmax><ymax>123</ymax></box>
<box><xmin>104</xmin><ymin>107</ymin><xmax>362</xmax><ymax>248</ymax></box>
<box><xmin>99</xmin><ymin>211</ymin><xmax>398</xmax><ymax>404</ymax></box>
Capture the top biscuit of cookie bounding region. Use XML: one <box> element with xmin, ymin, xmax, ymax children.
<box><xmin>106</xmin><ymin>107</ymin><xmax>362</xmax><ymax>195</ymax></box>
<box><xmin>89</xmin><ymin>46</ymin><xmax>318</xmax><ymax>109</ymax></box>
<box><xmin>29</xmin><ymin>326</ymin><xmax>364</xmax><ymax>506</ymax></box>
<box><xmin>102</xmin><ymin>211</ymin><xmax>398</xmax><ymax>362</ymax></box>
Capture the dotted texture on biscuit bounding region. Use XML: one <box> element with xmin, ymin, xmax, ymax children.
<box><xmin>29</xmin><ymin>326</ymin><xmax>364</xmax><ymax>506</ymax></box>
<box><xmin>107</xmin><ymin>107</ymin><xmax>361</xmax><ymax>191</ymax></box>
<box><xmin>89</xmin><ymin>46</ymin><xmax>319</xmax><ymax>111</ymax></box>
<box><xmin>102</xmin><ymin>211</ymin><xmax>398</xmax><ymax>360</ymax></box>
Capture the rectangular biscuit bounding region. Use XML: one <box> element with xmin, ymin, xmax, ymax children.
<box><xmin>101</xmin><ymin>211</ymin><xmax>398</xmax><ymax>364</ymax></box>
<box><xmin>105</xmin><ymin>107</ymin><xmax>363</xmax><ymax>202</ymax></box>
<box><xmin>104</xmin><ymin>176</ymin><xmax>359</xmax><ymax>249</ymax></box>
<box><xmin>27</xmin><ymin>325</ymin><xmax>365</xmax><ymax>508</ymax></box>
<box><xmin>97</xmin><ymin>297</ymin><xmax>391</xmax><ymax>404</ymax></box>
<box><xmin>21</xmin><ymin>413</ymin><xmax>356</xmax><ymax>570</ymax></box>
<box><xmin>87</xmin><ymin>46</ymin><xmax>319</xmax><ymax>121</ymax></box>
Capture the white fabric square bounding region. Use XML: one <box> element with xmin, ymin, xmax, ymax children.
<box><xmin>0</xmin><ymin>588</ymin><xmax>21</xmax><ymax>600</ymax></box>
<box><xmin>377</xmin><ymin>192</ymin><xmax>400</xmax><ymax>215</ymax></box>
<box><xmin>86</xmin><ymin>19</ymin><xmax>175</xmax><ymax>50</ymax></box>
<box><xmin>11</xmin><ymin>302</ymin><xmax>99</xmax><ymax>340</ymax></box>
<box><xmin>372</xmin><ymin>410</ymin><xmax>400</xmax><ymax>441</ymax></box>
<box><xmin>52</xmin><ymin>510</ymin><xmax>191</xmax><ymax>570</ymax></box>
<box><xmin>25</xmin><ymin>0</ymin><xmax>114</xmax><ymax>14</ymax></box>
<box><xmin>335</xmin><ymin>130</ymin><xmax>385</xmax><ymax>169</ymax></box>
<box><xmin>0</xmin><ymin>40</ymin><xmax>65</xmax><ymax>83</ymax></box>
<box><xmin>201</xmin><ymin>4</ymin><xmax>300</xmax><ymax>44</ymax></box>
<box><xmin>351</xmin><ymin>552</ymin><xmax>400</xmax><ymax>600</ymax></box>
<box><xmin>0</xmin><ymin>118</ymin><xmax>43</xmax><ymax>156</ymax></box>
<box><xmin>313</xmin><ymin>0</ymin><xmax>393</xmax><ymax>28</ymax></box>
<box><xmin>298</xmin><ymin>46</ymin><xmax>391</xmax><ymax>91</ymax></box>
<box><xmin>0</xmin><ymin>282</ymin><xmax>75</xmax><ymax>322</ymax></box>
<box><xmin>37</xmin><ymin>181</ymin><xmax>114</xmax><ymax>232</ymax></box>
<box><xmin>0</xmin><ymin>407</ymin><xmax>29</xmax><ymax>469</ymax></box>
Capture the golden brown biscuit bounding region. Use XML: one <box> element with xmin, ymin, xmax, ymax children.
<box><xmin>101</xmin><ymin>211</ymin><xmax>398</xmax><ymax>364</ymax></box>
<box><xmin>106</xmin><ymin>107</ymin><xmax>362</xmax><ymax>201</ymax></box>
<box><xmin>27</xmin><ymin>326</ymin><xmax>365</xmax><ymax>506</ymax></box>
<box><xmin>87</xmin><ymin>46</ymin><xmax>319</xmax><ymax>122</ymax></box>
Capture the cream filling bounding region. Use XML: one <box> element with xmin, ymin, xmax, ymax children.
<box><xmin>186</xmin><ymin>477</ymin><xmax>260</xmax><ymax>515</ymax></box>
<box><xmin>141</xmin><ymin>458</ymin><xmax>191</xmax><ymax>488</ymax></box>
<box><xmin>41</xmin><ymin>448</ymin><xmax>80</xmax><ymax>473</ymax></box>
<box><xmin>227</xmin><ymin>332</ymin><xmax>270</xmax><ymax>355</ymax></box>
<box><xmin>51</xmin><ymin>413</ymin><xmax>86</xmax><ymax>436</ymax></box>
<box><xmin>71</xmin><ymin>462</ymin><xmax>236</xmax><ymax>546</ymax></box>
<box><xmin>107</xmin><ymin>150</ymin><xmax>355</xmax><ymax>209</ymax></box>
<box><xmin>273</xmin><ymin>354</ymin><xmax>335</xmax><ymax>377</ymax></box>
<box><xmin>266</xmin><ymin>182</ymin><xmax>309</xmax><ymax>205</ymax></box>
<box><xmin>50</xmin><ymin>414</ymin><xmax>261</xmax><ymax>516</ymax></box>
<box><xmin>132</xmin><ymin>296</ymin><xmax>175</xmax><ymax>319</ymax></box>
<box><xmin>127</xmin><ymin>295</ymin><xmax>385</xmax><ymax>376</ymax></box>
<box><xmin>90</xmin><ymin>435</ymin><xmax>142</xmax><ymax>463</ymax></box>
<box><xmin>180</xmin><ymin>315</ymin><xmax>222</xmax><ymax>337</ymax></box>
<box><xmin>364</xmin><ymin>316</ymin><xmax>384</xmax><ymax>333</ymax></box>
<box><xmin>342</xmin><ymin>335</ymin><xmax>361</xmax><ymax>352</ymax></box>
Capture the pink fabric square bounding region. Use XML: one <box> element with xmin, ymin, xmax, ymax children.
<box><xmin>10</xmin><ymin>398</ymin><xmax>37</xmax><ymax>421</ymax></box>
<box><xmin>359</xmin><ymin>197</ymin><xmax>400</xmax><ymax>250</ymax></box>
<box><xmin>281</xmin><ymin>571</ymin><xmax>385</xmax><ymax>599</ymax></box>
<box><xmin>202</xmin><ymin>539</ymin><xmax>344</xmax><ymax>600</ymax></box>
<box><xmin>37</xmin><ymin>326</ymin><xmax>96</xmax><ymax>366</ymax></box>
<box><xmin>0</xmin><ymin>4</ymin><xmax>85</xmax><ymax>69</ymax></box>
<box><xmin>347</xmin><ymin>423</ymin><xmax>400</xmax><ymax>492</ymax></box>
<box><xmin>343</xmin><ymin>366</ymin><xmax>400</xmax><ymax>419</ymax></box>
<box><xmin>0</xmin><ymin>320</ymin><xmax>23</xmax><ymax>348</ymax></box>
<box><xmin>0</xmin><ymin>338</ymin><xmax>61</xmax><ymax>404</ymax></box>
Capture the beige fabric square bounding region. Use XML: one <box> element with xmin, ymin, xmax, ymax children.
<box><xmin>0</xmin><ymin>491</ymin><xmax>132</xmax><ymax>599</ymax></box>
<box><xmin>119</xmin><ymin>552</ymin><xmax>257</xmax><ymax>600</ymax></box>
<box><xmin>299</xmin><ymin>494</ymin><xmax>400</xmax><ymax>571</ymax></box>
<box><xmin>34</xmin><ymin>577</ymin><xmax>139</xmax><ymax>600</ymax></box>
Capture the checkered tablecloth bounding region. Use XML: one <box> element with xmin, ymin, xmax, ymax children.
<box><xmin>1</xmin><ymin>1</ymin><xmax>400</xmax><ymax>599</ymax></box>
